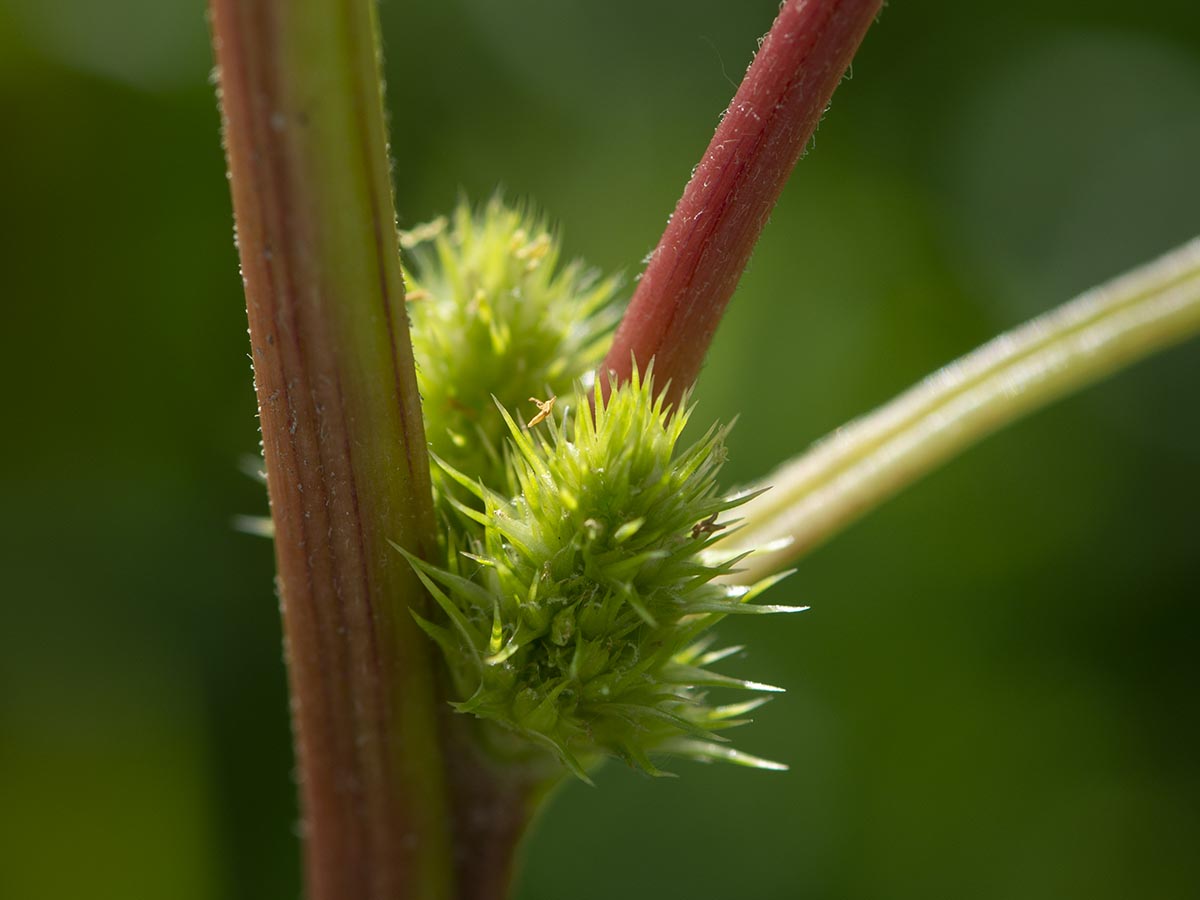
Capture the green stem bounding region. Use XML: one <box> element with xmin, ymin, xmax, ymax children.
<box><xmin>210</xmin><ymin>1</ymin><xmax>454</xmax><ymax>897</ymax></box>
<box><xmin>724</xmin><ymin>237</ymin><xmax>1200</xmax><ymax>585</ymax></box>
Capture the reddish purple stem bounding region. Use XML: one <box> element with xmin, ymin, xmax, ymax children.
<box><xmin>603</xmin><ymin>0</ymin><xmax>884</xmax><ymax>404</ymax></box>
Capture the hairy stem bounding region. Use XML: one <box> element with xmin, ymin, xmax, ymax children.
<box><xmin>210</xmin><ymin>1</ymin><xmax>455</xmax><ymax>897</ymax></box>
<box><xmin>724</xmin><ymin>238</ymin><xmax>1200</xmax><ymax>585</ymax></box>
<box><xmin>604</xmin><ymin>0</ymin><xmax>884</xmax><ymax>404</ymax></box>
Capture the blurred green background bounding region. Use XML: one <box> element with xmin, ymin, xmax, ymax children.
<box><xmin>2</xmin><ymin>1</ymin><xmax>1198</xmax><ymax>897</ymax></box>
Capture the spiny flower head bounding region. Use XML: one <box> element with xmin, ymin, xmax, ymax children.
<box><xmin>404</xmin><ymin>197</ymin><xmax>621</xmax><ymax>492</ymax></box>
<box><xmin>404</xmin><ymin>368</ymin><xmax>801</xmax><ymax>779</ymax></box>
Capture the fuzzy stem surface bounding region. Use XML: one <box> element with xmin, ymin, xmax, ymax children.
<box><xmin>209</xmin><ymin>1</ymin><xmax>455</xmax><ymax>897</ymax></box>
<box><xmin>604</xmin><ymin>0</ymin><xmax>884</xmax><ymax>404</ymax></box>
<box><xmin>723</xmin><ymin>238</ymin><xmax>1200</xmax><ymax>584</ymax></box>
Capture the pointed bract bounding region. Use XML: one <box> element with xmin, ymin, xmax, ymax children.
<box><xmin>402</xmin><ymin>354</ymin><xmax>798</xmax><ymax>776</ymax></box>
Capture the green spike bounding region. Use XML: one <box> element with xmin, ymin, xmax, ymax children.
<box><xmin>662</xmin><ymin>739</ymin><xmax>789</xmax><ymax>772</ymax></box>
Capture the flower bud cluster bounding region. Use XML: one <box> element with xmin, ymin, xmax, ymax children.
<box><xmin>405</xmin><ymin>200</ymin><xmax>799</xmax><ymax>778</ymax></box>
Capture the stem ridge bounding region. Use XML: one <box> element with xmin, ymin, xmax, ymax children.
<box><xmin>724</xmin><ymin>238</ymin><xmax>1200</xmax><ymax>583</ymax></box>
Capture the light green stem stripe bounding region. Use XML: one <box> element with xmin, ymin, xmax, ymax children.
<box><xmin>724</xmin><ymin>237</ymin><xmax>1200</xmax><ymax>585</ymax></box>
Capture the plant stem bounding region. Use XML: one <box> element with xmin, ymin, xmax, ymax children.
<box><xmin>722</xmin><ymin>238</ymin><xmax>1200</xmax><ymax>585</ymax></box>
<box><xmin>603</xmin><ymin>0</ymin><xmax>884</xmax><ymax>405</ymax></box>
<box><xmin>210</xmin><ymin>1</ymin><xmax>455</xmax><ymax>897</ymax></box>
<box><xmin>440</xmin><ymin>723</ymin><xmax>562</xmax><ymax>900</ymax></box>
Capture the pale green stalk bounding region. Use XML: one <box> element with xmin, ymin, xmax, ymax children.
<box><xmin>723</xmin><ymin>237</ymin><xmax>1200</xmax><ymax>585</ymax></box>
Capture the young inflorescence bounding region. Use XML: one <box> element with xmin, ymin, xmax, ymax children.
<box><xmin>404</xmin><ymin>200</ymin><xmax>800</xmax><ymax>779</ymax></box>
<box><xmin>403</xmin><ymin>197</ymin><xmax>621</xmax><ymax>492</ymax></box>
